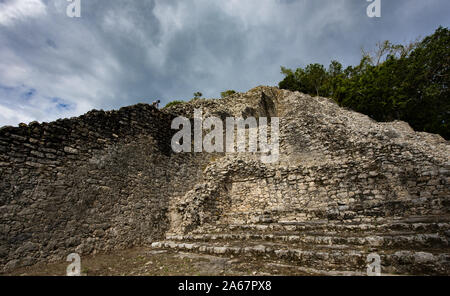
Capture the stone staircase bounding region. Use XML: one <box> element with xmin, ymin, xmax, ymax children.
<box><xmin>150</xmin><ymin>215</ymin><xmax>450</xmax><ymax>275</ymax></box>
<box><xmin>149</xmin><ymin>87</ymin><xmax>450</xmax><ymax>276</ymax></box>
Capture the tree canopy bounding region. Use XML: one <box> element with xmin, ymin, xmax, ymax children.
<box><xmin>278</xmin><ymin>27</ymin><xmax>449</xmax><ymax>140</ymax></box>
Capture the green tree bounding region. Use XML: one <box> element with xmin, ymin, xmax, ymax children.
<box><xmin>304</xmin><ymin>63</ymin><xmax>328</xmax><ymax>97</ymax></box>
<box><xmin>278</xmin><ymin>67</ymin><xmax>300</xmax><ymax>91</ymax></box>
<box><xmin>324</xmin><ymin>60</ymin><xmax>344</xmax><ymax>98</ymax></box>
<box><xmin>402</xmin><ymin>26</ymin><xmax>449</xmax><ymax>138</ymax></box>
<box><xmin>278</xmin><ymin>26</ymin><xmax>450</xmax><ymax>139</ymax></box>
<box><xmin>278</xmin><ymin>64</ymin><xmax>329</xmax><ymax>96</ymax></box>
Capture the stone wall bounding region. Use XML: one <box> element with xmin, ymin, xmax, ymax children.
<box><xmin>165</xmin><ymin>87</ymin><xmax>449</xmax><ymax>235</ymax></box>
<box><xmin>0</xmin><ymin>104</ymin><xmax>209</xmax><ymax>271</ymax></box>
<box><xmin>168</xmin><ymin>156</ymin><xmax>449</xmax><ymax>234</ymax></box>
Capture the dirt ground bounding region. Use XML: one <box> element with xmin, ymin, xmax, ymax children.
<box><xmin>1</xmin><ymin>247</ymin><xmax>316</xmax><ymax>276</ymax></box>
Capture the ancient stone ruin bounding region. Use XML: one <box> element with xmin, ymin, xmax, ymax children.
<box><xmin>0</xmin><ymin>86</ymin><xmax>449</xmax><ymax>275</ymax></box>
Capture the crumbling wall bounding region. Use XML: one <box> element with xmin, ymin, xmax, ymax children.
<box><xmin>167</xmin><ymin>154</ymin><xmax>450</xmax><ymax>235</ymax></box>
<box><xmin>166</xmin><ymin>88</ymin><xmax>450</xmax><ymax>235</ymax></box>
<box><xmin>0</xmin><ymin>104</ymin><xmax>208</xmax><ymax>271</ymax></box>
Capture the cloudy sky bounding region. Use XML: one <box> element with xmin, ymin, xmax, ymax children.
<box><xmin>0</xmin><ymin>0</ymin><xmax>449</xmax><ymax>126</ymax></box>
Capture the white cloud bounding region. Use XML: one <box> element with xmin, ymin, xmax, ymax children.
<box><xmin>0</xmin><ymin>104</ymin><xmax>33</xmax><ymax>124</ymax></box>
<box><xmin>0</xmin><ymin>0</ymin><xmax>47</xmax><ymax>26</ymax></box>
<box><xmin>0</xmin><ymin>0</ymin><xmax>448</xmax><ymax>127</ymax></box>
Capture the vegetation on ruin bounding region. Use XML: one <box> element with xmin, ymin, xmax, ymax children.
<box><xmin>164</xmin><ymin>100</ymin><xmax>185</xmax><ymax>108</ymax></box>
<box><xmin>220</xmin><ymin>90</ymin><xmax>237</xmax><ymax>98</ymax></box>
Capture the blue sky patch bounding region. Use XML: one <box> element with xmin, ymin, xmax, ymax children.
<box><xmin>52</xmin><ymin>97</ymin><xmax>73</xmax><ymax>111</ymax></box>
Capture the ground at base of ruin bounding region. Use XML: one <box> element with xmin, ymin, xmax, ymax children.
<box><xmin>1</xmin><ymin>247</ymin><xmax>322</xmax><ymax>276</ymax></box>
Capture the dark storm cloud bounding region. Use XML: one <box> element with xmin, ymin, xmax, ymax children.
<box><xmin>0</xmin><ymin>0</ymin><xmax>449</xmax><ymax>126</ymax></box>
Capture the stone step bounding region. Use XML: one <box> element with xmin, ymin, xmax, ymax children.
<box><xmin>219</xmin><ymin>211</ymin><xmax>450</xmax><ymax>225</ymax></box>
<box><xmin>191</xmin><ymin>221</ymin><xmax>450</xmax><ymax>235</ymax></box>
<box><xmin>166</xmin><ymin>232</ymin><xmax>449</xmax><ymax>249</ymax></box>
<box><xmin>264</xmin><ymin>262</ymin><xmax>367</xmax><ymax>276</ymax></box>
<box><xmin>150</xmin><ymin>240</ymin><xmax>450</xmax><ymax>275</ymax></box>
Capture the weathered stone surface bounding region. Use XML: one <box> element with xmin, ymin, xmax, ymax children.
<box><xmin>0</xmin><ymin>86</ymin><xmax>448</xmax><ymax>275</ymax></box>
<box><xmin>0</xmin><ymin>103</ymin><xmax>211</xmax><ymax>272</ymax></box>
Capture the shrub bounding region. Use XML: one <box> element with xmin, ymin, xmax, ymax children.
<box><xmin>164</xmin><ymin>100</ymin><xmax>184</xmax><ymax>108</ymax></box>
<box><xmin>220</xmin><ymin>90</ymin><xmax>237</xmax><ymax>98</ymax></box>
<box><xmin>193</xmin><ymin>92</ymin><xmax>203</xmax><ymax>99</ymax></box>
